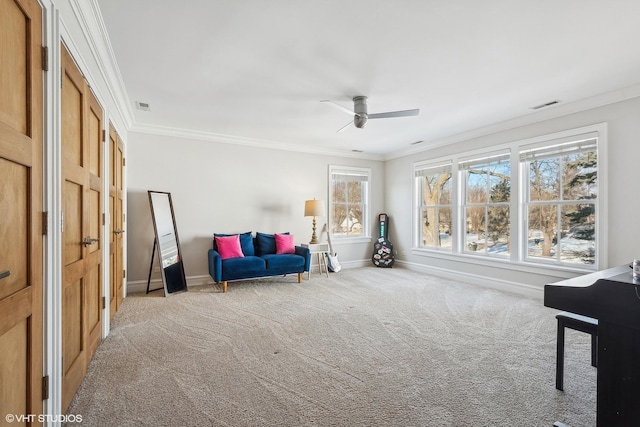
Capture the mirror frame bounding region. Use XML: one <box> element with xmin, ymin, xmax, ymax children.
<box><xmin>148</xmin><ymin>191</ymin><xmax>188</xmax><ymax>296</ymax></box>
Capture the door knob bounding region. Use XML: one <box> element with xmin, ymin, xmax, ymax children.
<box><xmin>0</xmin><ymin>270</ymin><xmax>10</xmax><ymax>280</ymax></box>
<box><xmin>113</xmin><ymin>229</ymin><xmax>125</xmax><ymax>234</ymax></box>
<box><xmin>83</xmin><ymin>237</ymin><xmax>100</xmax><ymax>246</ymax></box>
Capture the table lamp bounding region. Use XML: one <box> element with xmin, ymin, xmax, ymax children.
<box><xmin>304</xmin><ymin>199</ymin><xmax>325</xmax><ymax>244</ymax></box>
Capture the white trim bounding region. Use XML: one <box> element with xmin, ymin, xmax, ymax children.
<box><xmin>410</xmin><ymin>123</ymin><xmax>606</xmax><ymax>273</ymax></box>
<box><xmin>67</xmin><ymin>0</ymin><xmax>133</xmax><ymax>131</ymax></box>
<box><xmin>328</xmin><ymin>165</ymin><xmax>372</xmax><ymax>240</ymax></box>
<box><xmin>385</xmin><ymin>83</ymin><xmax>640</xmax><ymax>161</ymax></box>
<box><xmin>410</xmin><ymin>247</ymin><xmax>587</xmax><ymax>278</ymax></box>
<box><xmin>330</xmin><ymin>236</ymin><xmax>372</xmax><ymax>245</ymax></box>
<box><xmin>395</xmin><ymin>261</ymin><xmax>544</xmax><ymax>300</ymax></box>
<box><xmin>41</xmin><ymin>0</ymin><xmax>62</xmax><ymax>421</ymax></box>
<box><xmin>130</xmin><ymin>125</ymin><xmax>385</xmax><ymax>161</ymax></box>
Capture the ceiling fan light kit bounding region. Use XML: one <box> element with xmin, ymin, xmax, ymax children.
<box><xmin>321</xmin><ymin>96</ymin><xmax>420</xmax><ymax>132</ymax></box>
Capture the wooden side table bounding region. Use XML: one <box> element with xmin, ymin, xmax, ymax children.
<box><xmin>301</xmin><ymin>243</ymin><xmax>329</xmax><ymax>278</ymax></box>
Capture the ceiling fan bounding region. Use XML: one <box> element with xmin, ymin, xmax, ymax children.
<box><xmin>321</xmin><ymin>96</ymin><xmax>420</xmax><ymax>132</ymax></box>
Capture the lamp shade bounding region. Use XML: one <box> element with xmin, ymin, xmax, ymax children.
<box><xmin>304</xmin><ymin>199</ymin><xmax>325</xmax><ymax>217</ymax></box>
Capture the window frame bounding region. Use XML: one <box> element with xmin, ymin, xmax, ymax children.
<box><xmin>411</xmin><ymin>123</ymin><xmax>607</xmax><ymax>273</ymax></box>
<box><xmin>520</xmin><ymin>133</ymin><xmax>599</xmax><ymax>268</ymax></box>
<box><xmin>459</xmin><ymin>150</ymin><xmax>512</xmax><ymax>257</ymax></box>
<box><xmin>328</xmin><ymin>165</ymin><xmax>371</xmax><ymax>242</ymax></box>
<box><xmin>413</xmin><ymin>161</ymin><xmax>454</xmax><ymax>251</ymax></box>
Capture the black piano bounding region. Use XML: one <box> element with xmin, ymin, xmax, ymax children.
<box><xmin>544</xmin><ymin>264</ymin><xmax>640</xmax><ymax>426</ymax></box>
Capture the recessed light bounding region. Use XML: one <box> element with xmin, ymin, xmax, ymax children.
<box><xmin>531</xmin><ymin>100</ymin><xmax>560</xmax><ymax>110</ymax></box>
<box><xmin>135</xmin><ymin>101</ymin><xmax>151</xmax><ymax>111</ymax></box>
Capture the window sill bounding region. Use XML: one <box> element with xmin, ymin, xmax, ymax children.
<box><xmin>331</xmin><ymin>236</ymin><xmax>372</xmax><ymax>245</ymax></box>
<box><xmin>411</xmin><ymin>247</ymin><xmax>597</xmax><ymax>278</ymax></box>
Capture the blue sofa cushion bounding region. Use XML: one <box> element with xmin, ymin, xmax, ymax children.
<box><xmin>214</xmin><ymin>232</ymin><xmax>254</xmax><ymax>256</ymax></box>
<box><xmin>262</xmin><ymin>253</ymin><xmax>305</xmax><ymax>270</ymax></box>
<box><xmin>221</xmin><ymin>256</ymin><xmax>265</xmax><ymax>280</ymax></box>
<box><xmin>256</xmin><ymin>232</ymin><xmax>289</xmax><ymax>256</ymax></box>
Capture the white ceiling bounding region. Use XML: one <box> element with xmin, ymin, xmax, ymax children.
<box><xmin>96</xmin><ymin>0</ymin><xmax>640</xmax><ymax>159</ymax></box>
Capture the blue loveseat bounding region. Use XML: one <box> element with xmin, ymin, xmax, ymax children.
<box><xmin>208</xmin><ymin>232</ymin><xmax>311</xmax><ymax>292</ymax></box>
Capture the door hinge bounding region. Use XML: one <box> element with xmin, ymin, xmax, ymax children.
<box><xmin>123</xmin><ymin>269</ymin><xmax>126</xmax><ymax>279</ymax></box>
<box><xmin>102</xmin><ymin>213</ymin><xmax>106</xmax><ymax>226</ymax></box>
<box><xmin>123</xmin><ymin>158</ymin><xmax>126</xmax><ymax>167</ymax></box>
<box><xmin>42</xmin><ymin>375</ymin><xmax>49</xmax><ymax>400</ymax></box>
<box><xmin>42</xmin><ymin>211</ymin><xmax>48</xmax><ymax>235</ymax></box>
<box><xmin>41</xmin><ymin>46</ymin><xmax>48</xmax><ymax>71</ymax></box>
<box><xmin>102</xmin><ymin>129</ymin><xmax>106</xmax><ymax>142</ymax></box>
<box><xmin>102</xmin><ymin>296</ymin><xmax>106</xmax><ymax>310</ymax></box>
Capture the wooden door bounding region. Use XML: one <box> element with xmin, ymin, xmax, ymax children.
<box><xmin>61</xmin><ymin>45</ymin><xmax>104</xmax><ymax>412</ymax></box>
<box><xmin>0</xmin><ymin>0</ymin><xmax>44</xmax><ymax>420</ymax></box>
<box><xmin>108</xmin><ymin>124</ymin><xmax>124</xmax><ymax>319</ymax></box>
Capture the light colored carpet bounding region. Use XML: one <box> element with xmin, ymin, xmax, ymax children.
<box><xmin>66</xmin><ymin>267</ymin><xmax>596</xmax><ymax>426</ymax></box>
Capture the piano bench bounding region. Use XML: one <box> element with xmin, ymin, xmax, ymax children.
<box><xmin>556</xmin><ymin>311</ymin><xmax>598</xmax><ymax>391</ymax></box>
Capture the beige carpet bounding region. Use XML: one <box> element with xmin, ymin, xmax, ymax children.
<box><xmin>66</xmin><ymin>267</ymin><xmax>596</xmax><ymax>426</ymax></box>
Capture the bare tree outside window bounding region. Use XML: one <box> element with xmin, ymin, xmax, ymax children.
<box><xmin>416</xmin><ymin>165</ymin><xmax>453</xmax><ymax>250</ymax></box>
<box><xmin>525</xmin><ymin>142</ymin><xmax>597</xmax><ymax>265</ymax></box>
<box><xmin>462</xmin><ymin>154</ymin><xmax>510</xmax><ymax>256</ymax></box>
<box><xmin>329</xmin><ymin>167</ymin><xmax>370</xmax><ymax>238</ymax></box>
<box><xmin>412</xmin><ymin>127</ymin><xmax>602</xmax><ymax>270</ymax></box>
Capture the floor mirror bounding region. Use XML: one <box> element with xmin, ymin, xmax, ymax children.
<box><xmin>147</xmin><ymin>191</ymin><xmax>188</xmax><ymax>296</ymax></box>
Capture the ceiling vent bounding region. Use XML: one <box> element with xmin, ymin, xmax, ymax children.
<box><xmin>135</xmin><ymin>101</ymin><xmax>151</xmax><ymax>111</ymax></box>
<box><xmin>531</xmin><ymin>100</ymin><xmax>560</xmax><ymax>110</ymax></box>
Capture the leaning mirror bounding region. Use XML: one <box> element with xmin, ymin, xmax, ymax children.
<box><xmin>147</xmin><ymin>191</ymin><xmax>188</xmax><ymax>296</ymax></box>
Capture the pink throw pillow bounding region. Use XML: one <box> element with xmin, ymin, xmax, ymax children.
<box><xmin>275</xmin><ymin>233</ymin><xmax>295</xmax><ymax>254</ymax></box>
<box><xmin>215</xmin><ymin>235</ymin><xmax>245</xmax><ymax>260</ymax></box>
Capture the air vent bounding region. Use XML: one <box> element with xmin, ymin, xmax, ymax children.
<box><xmin>135</xmin><ymin>101</ymin><xmax>151</xmax><ymax>111</ymax></box>
<box><xmin>531</xmin><ymin>100</ymin><xmax>560</xmax><ymax>110</ymax></box>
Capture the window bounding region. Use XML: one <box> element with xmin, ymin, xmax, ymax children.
<box><xmin>414</xmin><ymin>162</ymin><xmax>453</xmax><ymax>250</ymax></box>
<box><xmin>329</xmin><ymin>166</ymin><xmax>370</xmax><ymax>239</ymax></box>
<box><xmin>460</xmin><ymin>151</ymin><xmax>511</xmax><ymax>256</ymax></box>
<box><xmin>412</xmin><ymin>124</ymin><xmax>604</xmax><ymax>271</ymax></box>
<box><xmin>521</xmin><ymin>133</ymin><xmax>598</xmax><ymax>266</ymax></box>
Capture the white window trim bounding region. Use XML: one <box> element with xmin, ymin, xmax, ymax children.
<box><xmin>411</xmin><ymin>123</ymin><xmax>607</xmax><ymax>272</ymax></box>
<box><xmin>413</xmin><ymin>160</ymin><xmax>454</xmax><ymax>251</ymax></box>
<box><xmin>329</xmin><ymin>165</ymin><xmax>372</xmax><ymax>241</ymax></box>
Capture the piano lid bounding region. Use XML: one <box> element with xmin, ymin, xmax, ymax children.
<box><xmin>544</xmin><ymin>264</ymin><xmax>640</xmax><ymax>329</ymax></box>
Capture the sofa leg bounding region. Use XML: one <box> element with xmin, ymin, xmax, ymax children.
<box><xmin>222</xmin><ymin>281</ymin><xmax>227</xmax><ymax>293</ymax></box>
<box><xmin>297</xmin><ymin>273</ymin><xmax>302</xmax><ymax>283</ymax></box>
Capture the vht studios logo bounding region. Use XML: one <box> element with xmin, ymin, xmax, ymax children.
<box><xmin>5</xmin><ymin>414</ymin><xmax>83</xmax><ymax>423</ymax></box>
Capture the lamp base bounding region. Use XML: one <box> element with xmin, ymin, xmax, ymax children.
<box><xmin>309</xmin><ymin>217</ymin><xmax>319</xmax><ymax>244</ymax></box>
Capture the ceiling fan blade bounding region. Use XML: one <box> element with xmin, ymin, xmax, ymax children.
<box><xmin>368</xmin><ymin>109</ymin><xmax>420</xmax><ymax>119</ymax></box>
<box><xmin>336</xmin><ymin>119</ymin><xmax>353</xmax><ymax>133</ymax></box>
<box><xmin>321</xmin><ymin>100</ymin><xmax>355</xmax><ymax>116</ymax></box>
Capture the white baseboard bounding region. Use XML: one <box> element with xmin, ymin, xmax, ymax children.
<box><xmin>126</xmin><ymin>260</ymin><xmax>542</xmax><ymax>300</ymax></box>
<box><xmin>126</xmin><ymin>274</ymin><xmax>212</xmax><ymax>294</ymax></box>
<box><xmin>125</xmin><ymin>262</ymin><xmax>376</xmax><ymax>295</ymax></box>
<box><xmin>394</xmin><ymin>260</ymin><xmax>544</xmax><ymax>300</ymax></box>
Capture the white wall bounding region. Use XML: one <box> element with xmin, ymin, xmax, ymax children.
<box><xmin>385</xmin><ymin>96</ymin><xmax>640</xmax><ymax>292</ymax></box>
<box><xmin>126</xmin><ymin>132</ymin><xmax>384</xmax><ymax>287</ymax></box>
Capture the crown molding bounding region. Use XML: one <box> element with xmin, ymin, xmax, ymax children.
<box><xmin>65</xmin><ymin>0</ymin><xmax>135</xmax><ymax>134</ymax></box>
<box><xmin>129</xmin><ymin>123</ymin><xmax>385</xmax><ymax>161</ymax></box>
<box><xmin>385</xmin><ymin>83</ymin><xmax>640</xmax><ymax>161</ymax></box>
<box><xmin>71</xmin><ymin>1</ymin><xmax>640</xmax><ymax>163</ymax></box>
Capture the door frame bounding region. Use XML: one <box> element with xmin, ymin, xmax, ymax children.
<box><xmin>43</xmin><ymin>27</ymin><xmax>116</xmax><ymax>420</ymax></box>
<box><xmin>38</xmin><ymin>1</ymin><xmax>128</xmax><ymax>418</ymax></box>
